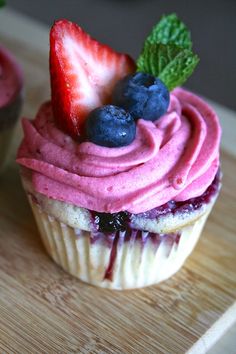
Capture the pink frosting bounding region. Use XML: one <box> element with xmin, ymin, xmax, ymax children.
<box><xmin>17</xmin><ymin>88</ymin><xmax>221</xmax><ymax>214</ymax></box>
<box><xmin>0</xmin><ymin>45</ymin><xmax>23</xmax><ymax>108</ymax></box>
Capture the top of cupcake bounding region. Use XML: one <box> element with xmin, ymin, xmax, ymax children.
<box><xmin>49</xmin><ymin>14</ymin><xmax>199</xmax><ymax>145</ymax></box>
<box><xmin>17</xmin><ymin>14</ymin><xmax>221</xmax><ymax>214</ymax></box>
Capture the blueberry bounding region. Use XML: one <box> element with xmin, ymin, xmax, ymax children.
<box><xmin>85</xmin><ymin>105</ymin><xmax>136</xmax><ymax>147</ymax></box>
<box><xmin>112</xmin><ymin>73</ymin><xmax>170</xmax><ymax>121</ymax></box>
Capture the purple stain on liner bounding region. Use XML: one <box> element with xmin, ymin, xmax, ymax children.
<box><xmin>102</xmin><ymin>230</ymin><xmax>181</xmax><ymax>281</ymax></box>
<box><xmin>75</xmin><ymin>171</ymin><xmax>220</xmax><ymax>282</ymax></box>
<box><xmin>75</xmin><ymin>227</ymin><xmax>181</xmax><ymax>282</ymax></box>
<box><xmin>103</xmin><ymin>232</ymin><xmax>119</xmax><ymax>281</ymax></box>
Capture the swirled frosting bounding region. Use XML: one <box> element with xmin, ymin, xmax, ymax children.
<box><xmin>17</xmin><ymin>88</ymin><xmax>221</xmax><ymax>214</ymax></box>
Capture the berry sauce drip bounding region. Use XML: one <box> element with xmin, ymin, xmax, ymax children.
<box><xmin>102</xmin><ymin>230</ymin><xmax>181</xmax><ymax>281</ymax></box>
<box><xmin>103</xmin><ymin>232</ymin><xmax>119</xmax><ymax>281</ymax></box>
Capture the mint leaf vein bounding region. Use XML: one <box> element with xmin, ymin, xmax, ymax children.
<box><xmin>146</xmin><ymin>13</ymin><xmax>192</xmax><ymax>50</ymax></box>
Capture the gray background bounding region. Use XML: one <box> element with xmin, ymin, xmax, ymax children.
<box><xmin>6</xmin><ymin>0</ymin><xmax>236</xmax><ymax>110</ymax></box>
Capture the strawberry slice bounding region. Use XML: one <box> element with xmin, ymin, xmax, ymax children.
<box><xmin>50</xmin><ymin>19</ymin><xmax>136</xmax><ymax>137</ymax></box>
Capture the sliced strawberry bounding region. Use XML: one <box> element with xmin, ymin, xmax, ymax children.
<box><xmin>50</xmin><ymin>19</ymin><xmax>136</xmax><ymax>137</ymax></box>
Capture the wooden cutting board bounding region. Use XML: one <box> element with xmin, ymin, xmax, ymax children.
<box><xmin>0</xmin><ymin>11</ymin><xmax>236</xmax><ymax>354</ymax></box>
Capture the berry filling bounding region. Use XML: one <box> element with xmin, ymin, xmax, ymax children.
<box><xmin>137</xmin><ymin>169</ymin><xmax>221</xmax><ymax>220</ymax></box>
<box><xmin>92</xmin><ymin>211</ymin><xmax>130</xmax><ymax>233</ymax></box>
<box><xmin>91</xmin><ymin>170</ymin><xmax>220</xmax><ymax>233</ymax></box>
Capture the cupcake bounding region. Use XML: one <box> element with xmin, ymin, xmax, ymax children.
<box><xmin>0</xmin><ymin>45</ymin><xmax>23</xmax><ymax>173</ymax></box>
<box><xmin>17</xmin><ymin>15</ymin><xmax>221</xmax><ymax>290</ymax></box>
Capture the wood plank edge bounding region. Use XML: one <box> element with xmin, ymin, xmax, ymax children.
<box><xmin>187</xmin><ymin>301</ymin><xmax>236</xmax><ymax>354</ymax></box>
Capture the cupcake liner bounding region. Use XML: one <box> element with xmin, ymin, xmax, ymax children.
<box><xmin>28</xmin><ymin>195</ymin><xmax>210</xmax><ymax>290</ymax></box>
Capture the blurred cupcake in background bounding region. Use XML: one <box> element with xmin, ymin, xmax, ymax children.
<box><xmin>0</xmin><ymin>44</ymin><xmax>23</xmax><ymax>173</ymax></box>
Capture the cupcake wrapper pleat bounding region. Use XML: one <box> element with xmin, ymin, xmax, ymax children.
<box><xmin>29</xmin><ymin>197</ymin><xmax>209</xmax><ymax>289</ymax></box>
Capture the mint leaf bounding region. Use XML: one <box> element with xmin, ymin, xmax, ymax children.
<box><xmin>0</xmin><ymin>0</ymin><xmax>6</xmax><ymax>8</ymax></box>
<box><xmin>146</xmin><ymin>13</ymin><xmax>192</xmax><ymax>50</ymax></box>
<box><xmin>137</xmin><ymin>43</ymin><xmax>182</xmax><ymax>76</ymax></box>
<box><xmin>158</xmin><ymin>48</ymin><xmax>199</xmax><ymax>90</ymax></box>
<box><xmin>136</xmin><ymin>14</ymin><xmax>199</xmax><ymax>90</ymax></box>
<box><xmin>137</xmin><ymin>43</ymin><xmax>199</xmax><ymax>91</ymax></box>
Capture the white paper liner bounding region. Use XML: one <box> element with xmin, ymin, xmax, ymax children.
<box><xmin>29</xmin><ymin>196</ymin><xmax>211</xmax><ymax>290</ymax></box>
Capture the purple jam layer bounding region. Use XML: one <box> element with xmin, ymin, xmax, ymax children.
<box><xmin>90</xmin><ymin>170</ymin><xmax>221</xmax><ymax>233</ymax></box>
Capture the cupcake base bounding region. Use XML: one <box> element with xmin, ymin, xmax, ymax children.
<box><xmin>29</xmin><ymin>196</ymin><xmax>212</xmax><ymax>290</ymax></box>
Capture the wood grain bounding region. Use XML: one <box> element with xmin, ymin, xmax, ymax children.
<box><xmin>0</xmin><ymin>33</ymin><xmax>236</xmax><ymax>354</ymax></box>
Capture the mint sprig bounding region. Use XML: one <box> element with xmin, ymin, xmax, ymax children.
<box><xmin>146</xmin><ymin>13</ymin><xmax>192</xmax><ymax>50</ymax></box>
<box><xmin>137</xmin><ymin>14</ymin><xmax>199</xmax><ymax>90</ymax></box>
